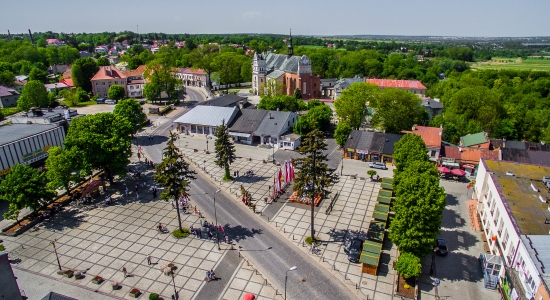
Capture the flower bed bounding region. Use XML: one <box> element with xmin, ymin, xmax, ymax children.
<box><xmin>130</xmin><ymin>288</ymin><xmax>141</xmax><ymax>298</ymax></box>
<box><xmin>92</xmin><ymin>275</ymin><xmax>103</xmax><ymax>284</ymax></box>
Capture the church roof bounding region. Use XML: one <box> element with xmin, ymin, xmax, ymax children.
<box><xmin>267</xmin><ymin>70</ymin><xmax>285</xmax><ymax>79</ymax></box>
<box><xmin>265</xmin><ymin>53</ymin><xmax>301</xmax><ymax>73</ymax></box>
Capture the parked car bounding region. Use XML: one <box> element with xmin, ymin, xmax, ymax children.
<box><xmin>345</xmin><ymin>238</ymin><xmax>363</xmax><ymax>263</ymax></box>
<box><xmin>369</xmin><ymin>162</ymin><xmax>387</xmax><ymax>170</ymax></box>
<box><xmin>96</xmin><ymin>98</ymin><xmax>105</xmax><ymax>104</ymax></box>
<box><xmin>435</xmin><ymin>238</ymin><xmax>448</xmax><ymax>256</ymax></box>
<box><xmin>105</xmin><ymin>99</ymin><xmax>115</xmax><ymax>105</ymax></box>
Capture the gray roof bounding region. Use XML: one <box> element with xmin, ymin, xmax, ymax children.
<box><xmin>370</xmin><ymin>132</ymin><xmax>386</xmax><ymax>153</ymax></box>
<box><xmin>254</xmin><ymin>110</ymin><xmax>296</xmax><ymax>137</ymax></box>
<box><xmin>522</xmin><ymin>235</ymin><xmax>550</xmax><ymax>288</ymax></box>
<box><xmin>265</xmin><ymin>53</ymin><xmax>300</xmax><ymax>73</ymax></box>
<box><xmin>335</xmin><ymin>78</ymin><xmax>365</xmax><ymax>90</ymax></box>
<box><xmin>173</xmin><ymin>106</ymin><xmax>239</xmax><ymax>127</ymax></box>
<box><xmin>40</xmin><ymin>292</ymin><xmax>78</xmax><ymax>300</ymax></box>
<box><xmin>0</xmin><ymin>85</ymin><xmax>19</xmax><ymax>97</ymax></box>
<box><xmin>267</xmin><ymin>70</ymin><xmax>285</xmax><ymax>79</ymax></box>
<box><xmin>422</xmin><ymin>99</ymin><xmax>444</xmax><ymax>109</ymax></box>
<box><xmin>0</xmin><ymin>124</ymin><xmax>59</xmax><ymax>145</ymax></box>
<box><xmin>344</xmin><ymin>130</ymin><xmax>374</xmax><ymax>151</ymax></box>
<box><xmin>382</xmin><ymin>133</ymin><xmax>404</xmax><ymax>154</ymax></box>
<box><xmin>229</xmin><ymin>109</ymin><xmax>268</xmax><ymax>133</ymax></box>
<box><xmin>197</xmin><ymin>94</ymin><xmax>247</xmax><ymax>107</ymax></box>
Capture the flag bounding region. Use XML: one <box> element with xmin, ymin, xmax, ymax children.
<box><xmin>290</xmin><ymin>160</ymin><xmax>295</xmax><ymax>180</ymax></box>
<box><xmin>277</xmin><ymin>168</ymin><xmax>282</xmax><ymax>192</ymax></box>
<box><xmin>274</xmin><ymin>174</ymin><xmax>277</xmax><ymax>197</ymax></box>
<box><xmin>285</xmin><ymin>161</ymin><xmax>290</xmax><ymax>184</ymax></box>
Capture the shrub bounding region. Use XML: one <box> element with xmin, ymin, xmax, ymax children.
<box><xmin>305</xmin><ymin>236</ymin><xmax>321</xmax><ymax>245</ymax></box>
<box><xmin>395</xmin><ymin>252</ymin><xmax>422</xmax><ymax>279</ymax></box>
<box><xmin>0</xmin><ymin>244</ymin><xmax>4</xmax><ymax>251</ymax></box>
<box><xmin>149</xmin><ymin>293</ymin><xmax>159</xmax><ymax>300</ymax></box>
<box><xmin>172</xmin><ymin>228</ymin><xmax>190</xmax><ymax>239</ymax></box>
<box><xmin>367</xmin><ymin>170</ymin><xmax>377</xmax><ymax>178</ymax></box>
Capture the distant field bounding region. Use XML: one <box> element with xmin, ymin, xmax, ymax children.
<box><xmin>299</xmin><ymin>45</ymin><xmax>326</xmax><ymax>49</ymax></box>
<box><xmin>470</xmin><ymin>57</ymin><xmax>550</xmax><ymax>71</ymax></box>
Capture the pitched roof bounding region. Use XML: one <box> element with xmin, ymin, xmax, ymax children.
<box><xmin>266</xmin><ymin>70</ymin><xmax>285</xmax><ymax>79</ymax></box>
<box><xmin>422</xmin><ymin>99</ymin><xmax>444</xmax><ymax>109</ymax></box>
<box><xmin>442</xmin><ymin>146</ymin><xmax>499</xmax><ymax>164</ymax></box>
<box><xmin>60</xmin><ymin>78</ymin><xmax>73</xmax><ymax>87</ymax></box>
<box><xmin>91</xmin><ymin>66</ymin><xmax>126</xmax><ymax>81</ymax></box>
<box><xmin>500</xmin><ymin>148</ymin><xmax>550</xmax><ymax>166</ymax></box>
<box><xmin>44</xmin><ymin>83</ymin><xmax>68</xmax><ymax>90</ymax></box>
<box><xmin>0</xmin><ymin>85</ymin><xmax>19</xmax><ymax>97</ymax></box>
<box><xmin>370</xmin><ymin>132</ymin><xmax>386</xmax><ymax>153</ymax></box>
<box><xmin>198</xmin><ymin>94</ymin><xmax>247</xmax><ymax>107</ymax></box>
<box><xmin>460</xmin><ymin>132</ymin><xmax>488</xmax><ymax>147</ymax></box>
<box><xmin>366</xmin><ymin>79</ymin><xmax>426</xmax><ymax>89</ymax></box>
<box><xmin>254</xmin><ymin>110</ymin><xmax>296</xmax><ymax>137</ymax></box>
<box><xmin>177</xmin><ymin>67</ymin><xmax>207</xmax><ymax>75</ymax></box>
<box><xmin>265</xmin><ymin>53</ymin><xmax>301</xmax><ymax>73</ymax></box>
<box><xmin>344</xmin><ymin>130</ymin><xmax>376</xmax><ymax>151</ymax></box>
<box><xmin>402</xmin><ymin>125</ymin><xmax>442</xmax><ymax>149</ymax></box>
<box><xmin>0</xmin><ymin>124</ymin><xmax>59</xmax><ymax>145</ymax></box>
<box><xmin>229</xmin><ymin>109</ymin><xmax>268</xmax><ymax>133</ymax></box>
<box><xmin>174</xmin><ymin>106</ymin><xmax>239</xmax><ymax>127</ymax></box>
<box><xmin>382</xmin><ymin>133</ymin><xmax>404</xmax><ymax>154</ymax></box>
<box><xmin>40</xmin><ymin>292</ymin><xmax>78</xmax><ymax>300</ymax></box>
<box><xmin>122</xmin><ymin>65</ymin><xmax>146</xmax><ymax>77</ymax></box>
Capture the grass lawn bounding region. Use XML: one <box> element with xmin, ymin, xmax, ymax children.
<box><xmin>0</xmin><ymin>107</ymin><xmax>21</xmax><ymax>117</ymax></box>
<box><xmin>299</xmin><ymin>45</ymin><xmax>326</xmax><ymax>49</ymax></box>
<box><xmin>60</xmin><ymin>100</ymin><xmax>98</xmax><ymax>107</ymax></box>
<box><xmin>470</xmin><ymin>57</ymin><xmax>550</xmax><ymax>71</ymax></box>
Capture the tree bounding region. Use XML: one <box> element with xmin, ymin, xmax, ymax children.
<box><xmin>389</xmin><ymin>161</ymin><xmax>446</xmax><ymax>257</ymax></box>
<box><xmin>240</xmin><ymin>59</ymin><xmax>252</xmax><ymax>83</ymax></box>
<box><xmin>63</xmin><ymin>113</ymin><xmax>133</xmax><ymax>184</ymax></box>
<box><xmin>0</xmin><ymin>70</ymin><xmax>15</xmax><ymax>87</ymax></box>
<box><xmin>293</xmin><ymin>130</ymin><xmax>338</xmax><ymax>240</ymax></box>
<box><xmin>17</xmin><ymin>80</ymin><xmax>49</xmax><ymax>111</ymax></box>
<box><xmin>334</xmin><ymin>122</ymin><xmax>352</xmax><ymax>147</ymax></box>
<box><xmin>108</xmin><ymin>85</ymin><xmax>126</xmax><ymax>101</ymax></box>
<box><xmin>293</xmin><ymin>105</ymin><xmax>332</xmax><ymax>136</ymax></box>
<box><xmin>395</xmin><ymin>253</ymin><xmax>422</xmax><ymax>279</ymax></box>
<box><xmin>127</xmin><ymin>56</ymin><xmax>143</xmax><ymax>70</ymax></box>
<box><xmin>367</xmin><ymin>170</ymin><xmax>377</xmax><ymax>179</ymax></box>
<box><xmin>29</xmin><ymin>67</ymin><xmax>48</xmax><ymax>83</ymax></box>
<box><xmin>113</xmin><ymin>98</ymin><xmax>146</xmax><ymax>134</ymax></box>
<box><xmin>154</xmin><ymin>132</ymin><xmax>196</xmax><ymax>230</ymax></box>
<box><xmin>0</xmin><ymin>164</ymin><xmax>55</xmax><ymax>223</ymax></box>
<box><xmin>294</xmin><ymin>88</ymin><xmax>302</xmax><ymax>99</ymax></box>
<box><xmin>334</xmin><ymin>82</ymin><xmax>379</xmax><ymax>129</ymax></box>
<box><xmin>97</xmin><ymin>57</ymin><xmax>110</xmax><ymax>66</ymax></box>
<box><xmin>369</xmin><ymin>88</ymin><xmax>424</xmax><ymax>133</ymax></box>
<box><xmin>45</xmin><ymin>147</ymin><xmax>80</xmax><ymax>194</ymax></box>
<box><xmin>143</xmin><ymin>61</ymin><xmax>180</xmax><ymax>101</ymax></box>
<box><xmin>212</xmin><ymin>52</ymin><xmax>248</xmax><ymax>91</ymax></box>
<box><xmin>392</xmin><ymin>134</ymin><xmax>429</xmax><ymax>174</ymax></box>
<box><xmin>214</xmin><ymin>120</ymin><xmax>236</xmax><ymax>180</ymax></box>
<box><xmin>72</xmin><ymin>57</ymin><xmax>99</xmax><ymax>93</ymax></box>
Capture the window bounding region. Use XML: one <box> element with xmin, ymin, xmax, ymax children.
<box><xmin>502</xmin><ymin>230</ymin><xmax>509</xmax><ymax>251</ymax></box>
<box><xmin>497</xmin><ymin>219</ymin><xmax>504</xmax><ymax>236</ymax></box>
<box><xmin>115</xmin><ymin>81</ymin><xmax>118</xmax><ymax>84</ymax></box>
<box><xmin>102</xmin><ymin>82</ymin><xmax>105</xmax><ymax>85</ymax></box>
<box><xmin>430</xmin><ymin>150</ymin><xmax>436</xmax><ymax>157</ymax></box>
<box><xmin>493</xmin><ymin>209</ymin><xmax>500</xmax><ymax>225</ymax></box>
<box><xmin>95</xmin><ymin>82</ymin><xmax>99</xmax><ymax>86</ymax></box>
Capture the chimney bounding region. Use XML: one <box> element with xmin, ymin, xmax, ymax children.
<box><xmin>238</xmin><ymin>101</ymin><xmax>243</xmax><ymax>110</ymax></box>
<box><xmin>110</xmin><ymin>66</ymin><xmax>113</xmax><ymax>76</ymax></box>
<box><xmin>268</xmin><ymin>113</ymin><xmax>272</xmax><ymax>119</ymax></box>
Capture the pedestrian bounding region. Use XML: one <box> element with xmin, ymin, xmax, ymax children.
<box><xmin>125</xmin><ymin>187</ymin><xmax>129</xmax><ymax>196</ymax></box>
<box><xmin>136</xmin><ymin>192</ymin><xmax>139</xmax><ymax>200</ymax></box>
<box><xmin>122</xmin><ymin>267</ymin><xmax>128</xmax><ymax>277</ymax></box>
<box><xmin>135</xmin><ymin>184</ymin><xmax>139</xmax><ymax>192</ymax></box>
<box><xmin>142</xmin><ymin>181</ymin><xmax>146</xmax><ymax>188</ymax></box>
<box><xmin>237</xmin><ymin>170</ymin><xmax>239</xmax><ymax>177</ymax></box>
<box><xmin>152</xmin><ymin>188</ymin><xmax>157</xmax><ymax>198</ymax></box>
<box><xmin>225</xmin><ymin>235</ymin><xmax>229</xmax><ymax>244</ymax></box>
<box><xmin>146</xmin><ymin>255</ymin><xmax>152</xmax><ymax>265</ymax></box>
<box><xmin>194</xmin><ymin>206</ymin><xmax>197</xmax><ymax>214</ymax></box>
<box><xmin>198</xmin><ymin>210</ymin><xmax>202</xmax><ymax>218</ymax></box>
<box><xmin>171</xmin><ymin>201</ymin><xmax>175</xmax><ymax>209</ymax></box>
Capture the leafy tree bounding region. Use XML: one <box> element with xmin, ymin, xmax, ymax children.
<box><xmin>29</xmin><ymin>67</ymin><xmax>48</xmax><ymax>83</ymax></box>
<box><xmin>389</xmin><ymin>161</ymin><xmax>446</xmax><ymax>257</ymax></box>
<box><xmin>240</xmin><ymin>59</ymin><xmax>252</xmax><ymax>84</ymax></box>
<box><xmin>108</xmin><ymin>85</ymin><xmax>126</xmax><ymax>101</ymax></box>
<box><xmin>0</xmin><ymin>164</ymin><xmax>55</xmax><ymax>223</ymax></box>
<box><xmin>127</xmin><ymin>56</ymin><xmax>143</xmax><ymax>70</ymax></box>
<box><xmin>97</xmin><ymin>57</ymin><xmax>110</xmax><ymax>66</ymax></box>
<box><xmin>212</xmin><ymin>52</ymin><xmax>249</xmax><ymax>91</ymax></box>
<box><xmin>71</xmin><ymin>57</ymin><xmax>98</xmax><ymax>93</ymax></box>
<box><xmin>293</xmin><ymin>130</ymin><xmax>338</xmax><ymax>240</ymax></box>
<box><xmin>214</xmin><ymin>120</ymin><xmax>236</xmax><ymax>180</ymax></box>
<box><xmin>63</xmin><ymin>113</ymin><xmax>133</xmax><ymax>184</ymax></box>
<box><xmin>143</xmin><ymin>61</ymin><xmax>180</xmax><ymax>101</ymax></box>
<box><xmin>392</xmin><ymin>134</ymin><xmax>428</xmax><ymax>174</ymax></box>
<box><xmin>258</xmin><ymin>95</ymin><xmax>305</xmax><ymax>112</ymax></box>
<box><xmin>17</xmin><ymin>80</ymin><xmax>49</xmax><ymax>111</ymax></box>
<box><xmin>0</xmin><ymin>70</ymin><xmax>15</xmax><ymax>87</ymax></box>
<box><xmin>369</xmin><ymin>88</ymin><xmax>424</xmax><ymax>133</ymax></box>
<box><xmin>367</xmin><ymin>170</ymin><xmax>377</xmax><ymax>179</ymax></box>
<box><xmin>294</xmin><ymin>88</ymin><xmax>302</xmax><ymax>99</ymax></box>
<box><xmin>334</xmin><ymin>122</ymin><xmax>352</xmax><ymax>147</ymax></box>
<box><xmin>154</xmin><ymin>132</ymin><xmax>196</xmax><ymax>230</ymax></box>
<box><xmin>293</xmin><ymin>105</ymin><xmax>332</xmax><ymax>135</ymax></box>
<box><xmin>113</xmin><ymin>98</ymin><xmax>146</xmax><ymax>134</ymax></box>
<box><xmin>45</xmin><ymin>147</ymin><xmax>80</xmax><ymax>194</ymax></box>
<box><xmin>334</xmin><ymin>82</ymin><xmax>378</xmax><ymax>129</ymax></box>
<box><xmin>395</xmin><ymin>252</ymin><xmax>422</xmax><ymax>279</ymax></box>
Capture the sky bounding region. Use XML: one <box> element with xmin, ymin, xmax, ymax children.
<box><xmin>4</xmin><ymin>0</ymin><xmax>550</xmax><ymax>37</ymax></box>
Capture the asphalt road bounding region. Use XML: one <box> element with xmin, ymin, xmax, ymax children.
<box><xmin>141</xmin><ymin>115</ymin><xmax>359</xmax><ymax>299</ymax></box>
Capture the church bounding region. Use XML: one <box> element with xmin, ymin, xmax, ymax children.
<box><xmin>252</xmin><ymin>31</ymin><xmax>321</xmax><ymax>99</ymax></box>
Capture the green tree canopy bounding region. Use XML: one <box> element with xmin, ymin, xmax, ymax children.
<box><xmin>97</xmin><ymin>57</ymin><xmax>110</xmax><ymax>66</ymax></box>
<box><xmin>395</xmin><ymin>252</ymin><xmax>422</xmax><ymax>279</ymax></box>
<box><xmin>334</xmin><ymin>82</ymin><xmax>379</xmax><ymax>129</ymax></box>
<box><xmin>29</xmin><ymin>67</ymin><xmax>48</xmax><ymax>83</ymax></box>
<box><xmin>63</xmin><ymin>113</ymin><xmax>133</xmax><ymax>183</ymax></box>
<box><xmin>45</xmin><ymin>146</ymin><xmax>81</xmax><ymax>194</ymax></box>
<box><xmin>392</xmin><ymin>133</ymin><xmax>429</xmax><ymax>174</ymax></box>
<box><xmin>17</xmin><ymin>80</ymin><xmax>50</xmax><ymax>111</ymax></box>
<box><xmin>108</xmin><ymin>84</ymin><xmax>126</xmax><ymax>101</ymax></box>
<box><xmin>257</xmin><ymin>95</ymin><xmax>306</xmax><ymax>112</ymax></box>
<box><xmin>293</xmin><ymin>105</ymin><xmax>332</xmax><ymax>136</ymax></box>
<box><xmin>143</xmin><ymin>61</ymin><xmax>180</xmax><ymax>101</ymax></box>
<box><xmin>113</xmin><ymin>98</ymin><xmax>147</xmax><ymax>134</ymax></box>
<box><xmin>369</xmin><ymin>88</ymin><xmax>424</xmax><ymax>133</ymax></box>
<box><xmin>334</xmin><ymin>122</ymin><xmax>352</xmax><ymax>147</ymax></box>
<box><xmin>0</xmin><ymin>164</ymin><xmax>55</xmax><ymax>223</ymax></box>
<box><xmin>211</xmin><ymin>52</ymin><xmax>249</xmax><ymax>89</ymax></box>
<box><xmin>71</xmin><ymin>57</ymin><xmax>99</xmax><ymax>93</ymax></box>
<box><xmin>214</xmin><ymin>120</ymin><xmax>236</xmax><ymax>180</ymax></box>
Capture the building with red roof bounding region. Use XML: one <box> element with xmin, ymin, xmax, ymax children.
<box><xmin>91</xmin><ymin>66</ymin><xmax>127</xmax><ymax>98</ymax></box>
<box><xmin>401</xmin><ymin>125</ymin><xmax>443</xmax><ymax>161</ymax></box>
<box><xmin>175</xmin><ymin>67</ymin><xmax>210</xmax><ymax>88</ymax></box>
<box><xmin>365</xmin><ymin>79</ymin><xmax>427</xmax><ymax>97</ymax></box>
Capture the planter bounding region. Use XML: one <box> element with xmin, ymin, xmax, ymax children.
<box><xmin>163</xmin><ymin>267</ymin><xmax>172</xmax><ymax>276</ymax></box>
<box><xmin>63</xmin><ymin>270</ymin><xmax>74</xmax><ymax>278</ymax></box>
<box><xmin>74</xmin><ymin>271</ymin><xmax>82</xmax><ymax>279</ymax></box>
<box><xmin>111</xmin><ymin>281</ymin><xmax>119</xmax><ymax>290</ymax></box>
<box><xmin>129</xmin><ymin>288</ymin><xmax>141</xmax><ymax>298</ymax></box>
<box><xmin>92</xmin><ymin>275</ymin><xmax>103</xmax><ymax>284</ymax></box>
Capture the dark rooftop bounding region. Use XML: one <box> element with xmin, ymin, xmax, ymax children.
<box><xmin>229</xmin><ymin>109</ymin><xmax>268</xmax><ymax>133</ymax></box>
<box><xmin>197</xmin><ymin>94</ymin><xmax>248</xmax><ymax>107</ymax></box>
<box><xmin>0</xmin><ymin>124</ymin><xmax>60</xmax><ymax>145</ymax></box>
<box><xmin>382</xmin><ymin>133</ymin><xmax>404</xmax><ymax>154</ymax></box>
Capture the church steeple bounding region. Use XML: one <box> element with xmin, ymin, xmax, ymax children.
<box><xmin>287</xmin><ymin>28</ymin><xmax>294</xmax><ymax>57</ymax></box>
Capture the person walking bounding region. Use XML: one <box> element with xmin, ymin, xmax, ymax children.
<box><xmin>122</xmin><ymin>267</ymin><xmax>128</xmax><ymax>277</ymax></box>
<box><xmin>125</xmin><ymin>187</ymin><xmax>129</xmax><ymax>197</ymax></box>
<box><xmin>152</xmin><ymin>187</ymin><xmax>157</xmax><ymax>198</ymax></box>
<box><xmin>135</xmin><ymin>184</ymin><xmax>139</xmax><ymax>192</ymax></box>
<box><xmin>136</xmin><ymin>192</ymin><xmax>139</xmax><ymax>200</ymax></box>
<box><xmin>146</xmin><ymin>255</ymin><xmax>152</xmax><ymax>265</ymax></box>
<box><xmin>171</xmin><ymin>201</ymin><xmax>175</xmax><ymax>209</ymax></box>
<box><xmin>194</xmin><ymin>206</ymin><xmax>197</xmax><ymax>214</ymax></box>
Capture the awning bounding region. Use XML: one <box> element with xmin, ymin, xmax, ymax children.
<box><xmin>229</xmin><ymin>132</ymin><xmax>251</xmax><ymax>138</ymax></box>
<box><xmin>356</xmin><ymin>149</ymin><xmax>368</xmax><ymax>154</ymax></box>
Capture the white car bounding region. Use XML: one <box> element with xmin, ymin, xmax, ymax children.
<box><xmin>368</xmin><ymin>162</ymin><xmax>387</xmax><ymax>170</ymax></box>
<box><xmin>105</xmin><ymin>99</ymin><xmax>115</xmax><ymax>105</ymax></box>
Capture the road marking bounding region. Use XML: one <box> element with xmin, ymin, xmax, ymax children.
<box><xmin>329</xmin><ymin>146</ymin><xmax>340</xmax><ymax>156</ymax></box>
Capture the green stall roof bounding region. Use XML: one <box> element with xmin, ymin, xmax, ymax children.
<box><xmin>381</xmin><ymin>182</ymin><xmax>393</xmax><ymax>190</ymax></box>
<box><xmin>377</xmin><ymin>195</ymin><xmax>392</xmax><ymax>205</ymax></box>
<box><xmin>373</xmin><ymin>211</ymin><xmax>388</xmax><ymax>222</ymax></box>
<box><xmin>374</xmin><ymin>203</ymin><xmax>390</xmax><ymax>214</ymax></box>
<box><xmin>367</xmin><ymin>221</ymin><xmax>386</xmax><ymax>241</ymax></box>
<box><xmin>382</xmin><ymin>177</ymin><xmax>393</xmax><ymax>184</ymax></box>
<box><xmin>379</xmin><ymin>190</ymin><xmax>393</xmax><ymax>198</ymax></box>
<box><xmin>360</xmin><ymin>240</ymin><xmax>383</xmax><ymax>265</ymax></box>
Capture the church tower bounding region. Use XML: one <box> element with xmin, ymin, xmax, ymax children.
<box><xmin>252</xmin><ymin>52</ymin><xmax>267</xmax><ymax>95</ymax></box>
<box><xmin>287</xmin><ymin>29</ymin><xmax>294</xmax><ymax>57</ymax></box>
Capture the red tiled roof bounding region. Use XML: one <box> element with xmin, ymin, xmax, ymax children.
<box><xmin>46</xmin><ymin>39</ymin><xmax>61</xmax><ymax>44</ymax></box>
<box><xmin>177</xmin><ymin>67</ymin><xmax>207</xmax><ymax>75</ymax></box>
<box><xmin>402</xmin><ymin>125</ymin><xmax>442</xmax><ymax>149</ymax></box>
<box><xmin>61</xmin><ymin>78</ymin><xmax>74</xmax><ymax>87</ymax></box>
<box><xmin>91</xmin><ymin>66</ymin><xmax>126</xmax><ymax>81</ymax></box>
<box><xmin>122</xmin><ymin>65</ymin><xmax>146</xmax><ymax>77</ymax></box>
<box><xmin>366</xmin><ymin>79</ymin><xmax>426</xmax><ymax>89</ymax></box>
<box><xmin>443</xmin><ymin>146</ymin><xmax>499</xmax><ymax>164</ymax></box>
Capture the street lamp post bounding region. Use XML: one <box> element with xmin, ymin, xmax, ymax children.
<box><xmin>272</xmin><ymin>138</ymin><xmax>275</xmax><ymax>164</ymax></box>
<box><xmin>171</xmin><ymin>271</ymin><xmax>178</xmax><ymax>300</ymax></box>
<box><xmin>206</xmin><ymin>140</ymin><xmax>209</xmax><ymax>151</ymax></box>
<box><xmin>50</xmin><ymin>239</ymin><xmax>62</xmax><ymax>271</ymax></box>
<box><xmin>213</xmin><ymin>189</ymin><xmax>221</xmax><ymax>250</ymax></box>
<box><xmin>285</xmin><ymin>266</ymin><xmax>298</xmax><ymax>300</ymax></box>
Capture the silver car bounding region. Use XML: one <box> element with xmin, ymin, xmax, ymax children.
<box><xmin>369</xmin><ymin>162</ymin><xmax>387</xmax><ymax>170</ymax></box>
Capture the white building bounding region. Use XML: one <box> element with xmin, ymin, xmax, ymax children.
<box><xmin>173</xmin><ymin>106</ymin><xmax>239</xmax><ymax>136</ymax></box>
<box><xmin>474</xmin><ymin>159</ymin><xmax>550</xmax><ymax>300</ymax></box>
